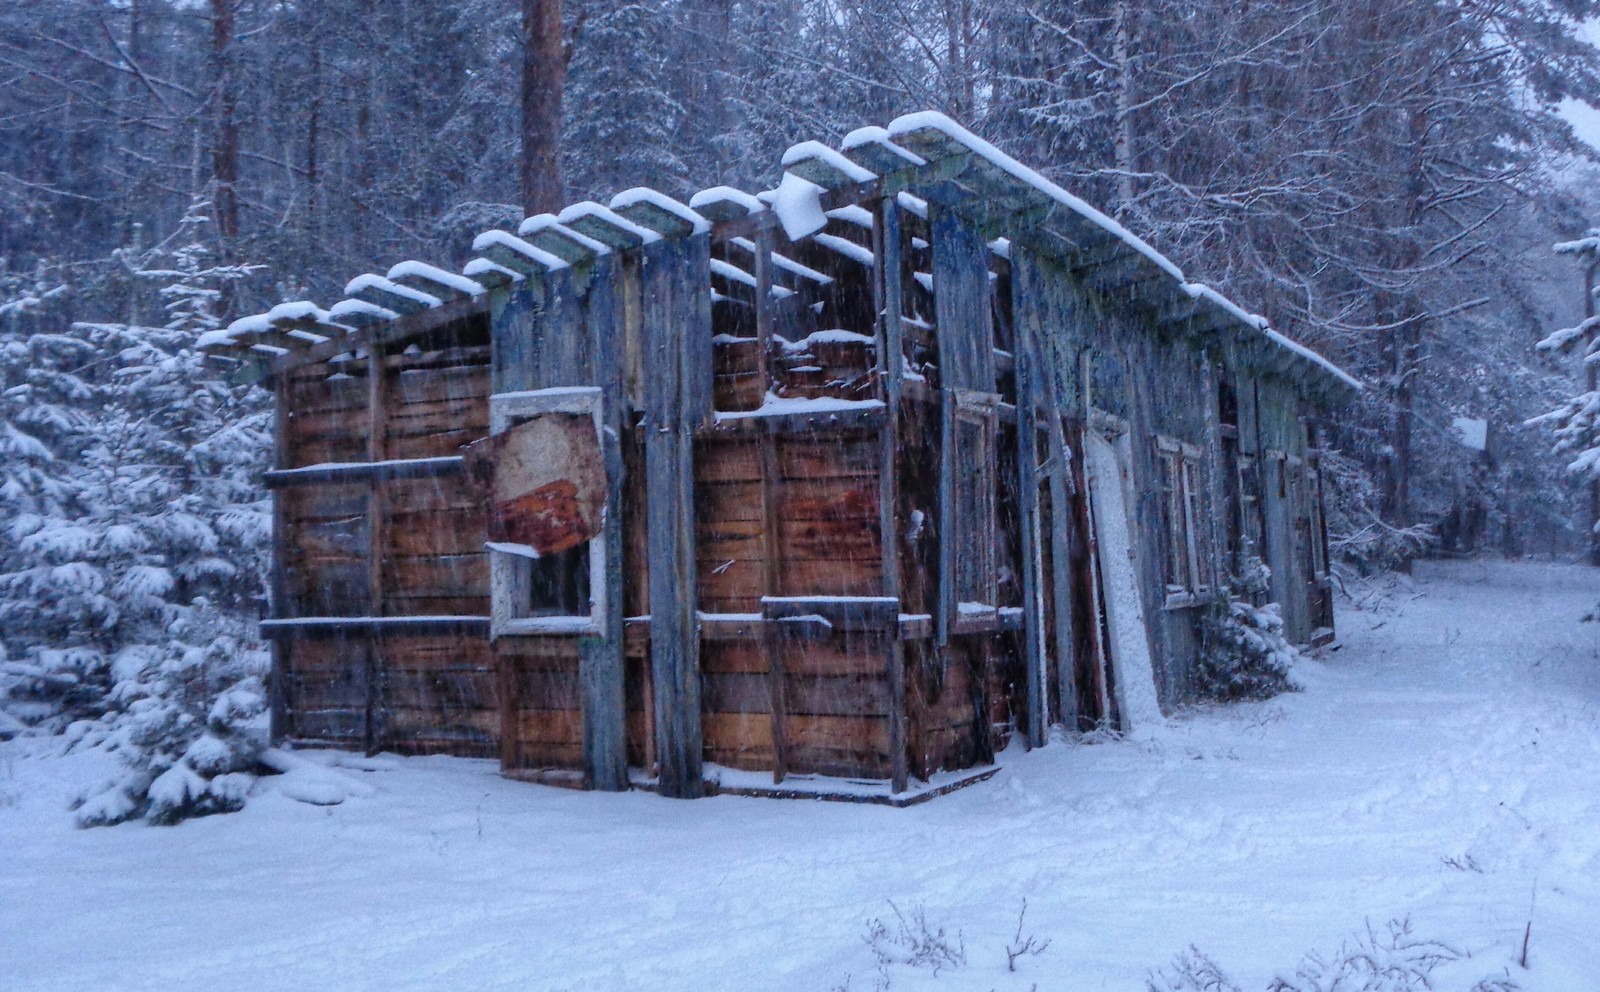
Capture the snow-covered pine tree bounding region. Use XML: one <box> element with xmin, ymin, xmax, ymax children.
<box><xmin>0</xmin><ymin>198</ymin><xmax>274</xmax><ymax>823</ymax></box>
<box><xmin>0</xmin><ymin>263</ymin><xmax>90</xmax><ymax>734</ymax></box>
<box><xmin>564</xmin><ymin>0</ymin><xmax>688</xmax><ymax>198</ymax></box>
<box><xmin>1530</xmin><ymin>230</ymin><xmax>1600</xmax><ymax>606</ymax></box>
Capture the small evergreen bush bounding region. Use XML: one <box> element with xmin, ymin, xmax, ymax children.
<box><xmin>1196</xmin><ymin>556</ymin><xmax>1300</xmax><ymax>701</ymax></box>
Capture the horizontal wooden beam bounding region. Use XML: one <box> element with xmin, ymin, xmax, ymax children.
<box><xmin>708</xmin><ymin>405</ymin><xmax>887</xmax><ymax>436</ymax></box>
<box><xmin>760</xmin><ymin>595</ymin><xmax>900</xmax><ymax>631</ymax></box>
<box><xmin>267</xmin><ymin>294</ymin><xmax>491</xmax><ymax>378</ymax></box>
<box><xmin>260</xmin><ymin>616</ymin><xmax>490</xmax><ymax>638</ymax></box>
<box><xmin>263</xmin><ymin>455</ymin><xmax>464</xmax><ymax>488</ymax></box>
<box><xmin>708</xmin><ymin>154</ymin><xmax>973</xmax><ymax>244</ymax></box>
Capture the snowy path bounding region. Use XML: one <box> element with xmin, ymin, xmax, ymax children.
<box><xmin>3</xmin><ymin>561</ymin><xmax>1598</xmax><ymax>991</ymax></box>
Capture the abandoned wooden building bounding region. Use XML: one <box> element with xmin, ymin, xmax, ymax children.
<box><xmin>203</xmin><ymin>112</ymin><xmax>1360</xmax><ymax>802</ymax></box>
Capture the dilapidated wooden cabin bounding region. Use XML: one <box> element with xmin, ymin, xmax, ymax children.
<box><xmin>204</xmin><ymin>112</ymin><xmax>1359</xmax><ymax>802</ymax></box>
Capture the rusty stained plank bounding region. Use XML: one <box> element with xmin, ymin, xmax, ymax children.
<box><xmin>463</xmin><ymin>413</ymin><xmax>606</xmax><ymax>556</ymax></box>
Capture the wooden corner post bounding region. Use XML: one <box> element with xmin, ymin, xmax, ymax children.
<box><xmin>875</xmin><ymin>196</ymin><xmax>910</xmax><ymax>794</ymax></box>
<box><xmin>582</xmin><ymin>261</ymin><xmax>630</xmax><ymax>792</ymax></box>
<box><xmin>642</xmin><ymin>234</ymin><xmax>711</xmax><ymax>798</ymax></box>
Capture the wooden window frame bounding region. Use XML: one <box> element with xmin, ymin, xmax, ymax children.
<box><xmin>950</xmin><ymin>387</ymin><xmax>1000</xmax><ymax>631</ymax></box>
<box><xmin>1237</xmin><ymin>454</ymin><xmax>1261</xmax><ymax>557</ymax></box>
<box><xmin>1306</xmin><ymin>463</ymin><xmax>1329</xmax><ymax>581</ymax></box>
<box><xmin>1156</xmin><ymin>435</ymin><xmax>1208</xmax><ymax>607</ymax></box>
<box><xmin>487</xmin><ymin>387</ymin><xmax>608</xmax><ymax>638</ymax></box>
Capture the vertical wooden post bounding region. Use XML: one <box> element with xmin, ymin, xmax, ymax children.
<box><xmin>753</xmin><ymin>225</ymin><xmax>790</xmax><ymax>784</ymax></box>
<box><xmin>930</xmin><ymin>203</ymin><xmax>997</xmax><ymax>646</ymax></box>
<box><xmin>875</xmin><ymin>199</ymin><xmax>909</xmax><ymax>794</ymax></box>
<box><xmin>364</xmin><ymin>344</ymin><xmax>388</xmax><ymax>755</ymax></box>
<box><xmin>1014</xmin><ymin>247</ymin><xmax>1085</xmax><ymax>729</ymax></box>
<box><xmin>581</xmin><ymin>261</ymin><xmax>629</xmax><ymax>791</ymax></box>
<box><xmin>1012</xmin><ymin>289</ymin><xmax>1049</xmax><ymax>749</ymax></box>
<box><xmin>642</xmin><ymin>236</ymin><xmax>710</xmax><ymax>798</ymax></box>
<box><xmin>268</xmin><ymin>374</ymin><xmax>291</xmax><ymax>743</ymax></box>
<box><xmin>1045</xmin><ymin>415</ymin><xmax>1078</xmax><ymax>729</ymax></box>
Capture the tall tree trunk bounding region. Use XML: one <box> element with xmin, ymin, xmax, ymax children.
<box><xmin>1112</xmin><ymin>0</ymin><xmax>1136</xmax><ymax>209</ymax></box>
<box><xmin>210</xmin><ymin>0</ymin><xmax>239</xmax><ymax>243</ymax></box>
<box><xmin>306</xmin><ymin>36</ymin><xmax>321</xmax><ymax>234</ymax></box>
<box><xmin>521</xmin><ymin>0</ymin><xmax>566</xmax><ymax>214</ymax></box>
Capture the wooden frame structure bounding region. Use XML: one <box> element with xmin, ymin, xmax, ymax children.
<box><xmin>209</xmin><ymin>113</ymin><xmax>1358</xmax><ymax>800</ymax></box>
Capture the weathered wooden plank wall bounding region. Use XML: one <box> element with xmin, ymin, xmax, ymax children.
<box><xmin>273</xmin><ymin>321</ymin><xmax>499</xmax><ymax>758</ymax></box>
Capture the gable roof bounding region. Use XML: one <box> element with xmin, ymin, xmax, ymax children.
<box><xmin>201</xmin><ymin>111</ymin><xmax>1360</xmax><ymax>405</ymax></box>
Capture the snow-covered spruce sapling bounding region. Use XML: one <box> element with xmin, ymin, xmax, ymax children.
<box><xmin>1195</xmin><ymin>556</ymin><xmax>1299</xmax><ymax>701</ymax></box>
<box><xmin>73</xmin><ymin>609</ymin><xmax>268</xmax><ymax>827</ymax></box>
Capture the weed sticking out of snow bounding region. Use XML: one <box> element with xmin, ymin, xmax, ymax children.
<box><xmin>1004</xmin><ymin>899</ymin><xmax>1051</xmax><ymax>972</ymax></box>
<box><xmin>1149</xmin><ymin>918</ymin><xmax>1520</xmax><ymax>992</ymax></box>
<box><xmin>862</xmin><ymin>902</ymin><xmax>967</xmax><ymax>985</ymax></box>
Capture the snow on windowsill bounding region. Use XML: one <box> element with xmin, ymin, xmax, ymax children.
<box><xmin>714</xmin><ymin>394</ymin><xmax>885</xmax><ymax>423</ymax></box>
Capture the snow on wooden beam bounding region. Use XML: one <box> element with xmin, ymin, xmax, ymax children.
<box><xmin>462</xmin><ymin>258</ymin><xmax>522</xmax><ymax>291</ymax></box>
<box><xmin>556</xmin><ymin>202</ymin><xmax>659</xmax><ymax>249</ymax></box>
<box><xmin>760</xmin><ymin>595</ymin><xmax>900</xmax><ymax>631</ymax></box>
<box><xmin>610</xmin><ymin>188</ymin><xmax>709</xmax><ymax>238</ymax></box>
<box><xmin>516</xmin><ymin>214</ymin><xmax>610</xmax><ymax>265</ymax></box>
<box><xmin>266</xmin><ymin>294</ymin><xmax>490</xmax><ymax>378</ymax></box>
<box><xmin>826</xmin><ymin>204</ymin><xmax>874</xmax><ymax>230</ymax></box>
<box><xmin>472</xmin><ymin>230</ymin><xmax>569</xmax><ymax>276</ymax></box>
<box><xmin>811</xmin><ymin>232</ymin><xmax>874</xmax><ymax>269</ymax></box>
<box><xmin>840</xmin><ymin>126</ymin><xmax>928</xmax><ymax>175</ymax></box>
<box><xmin>346</xmin><ymin>273</ymin><xmax>441</xmax><ymax>316</ymax></box>
<box><xmin>727</xmin><ymin>237</ymin><xmax>834</xmax><ymax>285</ymax></box>
<box><xmin>690</xmin><ymin>186</ymin><xmax>769</xmax><ymax>223</ymax></box>
<box><xmin>387</xmin><ymin>260</ymin><xmax>486</xmax><ymax>304</ymax></box>
<box><xmin>329</xmin><ymin>298</ymin><xmax>399</xmax><ymax>329</ymax></box>
<box><xmin>781</xmin><ymin>141</ymin><xmax>877</xmax><ymax>190</ymax></box>
<box><xmin>262</xmin><ymin>454</ymin><xmax>465</xmax><ymax>487</ymax></box>
<box><xmin>880</xmin><ymin>124</ymin><xmax>970</xmax><ymax>169</ymax></box>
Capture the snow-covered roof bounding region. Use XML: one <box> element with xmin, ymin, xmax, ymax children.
<box><xmin>203</xmin><ymin>111</ymin><xmax>1357</xmax><ymax>401</ymax></box>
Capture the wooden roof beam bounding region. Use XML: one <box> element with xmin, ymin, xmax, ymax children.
<box><xmin>838</xmin><ymin>126</ymin><xmax>929</xmax><ymax>176</ymax></box>
<box><xmin>265</xmin><ymin>293</ymin><xmax>489</xmax><ymax>379</ymax></box>
<box><xmin>346</xmin><ymin>273</ymin><xmax>441</xmax><ymax>316</ymax></box>
<box><xmin>518</xmin><ymin>214</ymin><xmax>620</xmax><ymax>266</ymax></box>
<box><xmin>472</xmin><ymin>229</ymin><xmax>570</xmax><ymax>278</ymax></box>
<box><xmin>610</xmin><ymin>189</ymin><xmax>709</xmax><ymax>240</ymax></box>
<box><xmin>781</xmin><ymin>141</ymin><xmax>877</xmax><ymax>191</ymax></box>
<box><xmin>691</xmin><ymin>186</ymin><xmax>769</xmax><ymax>224</ymax></box>
<box><xmin>386</xmin><ymin>261</ymin><xmax>486</xmax><ymax>305</ymax></box>
<box><xmin>556</xmin><ymin>201</ymin><xmax>657</xmax><ymax>249</ymax></box>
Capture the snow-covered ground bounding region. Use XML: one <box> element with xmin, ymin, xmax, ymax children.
<box><xmin>3</xmin><ymin>560</ymin><xmax>1597</xmax><ymax>991</ymax></box>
